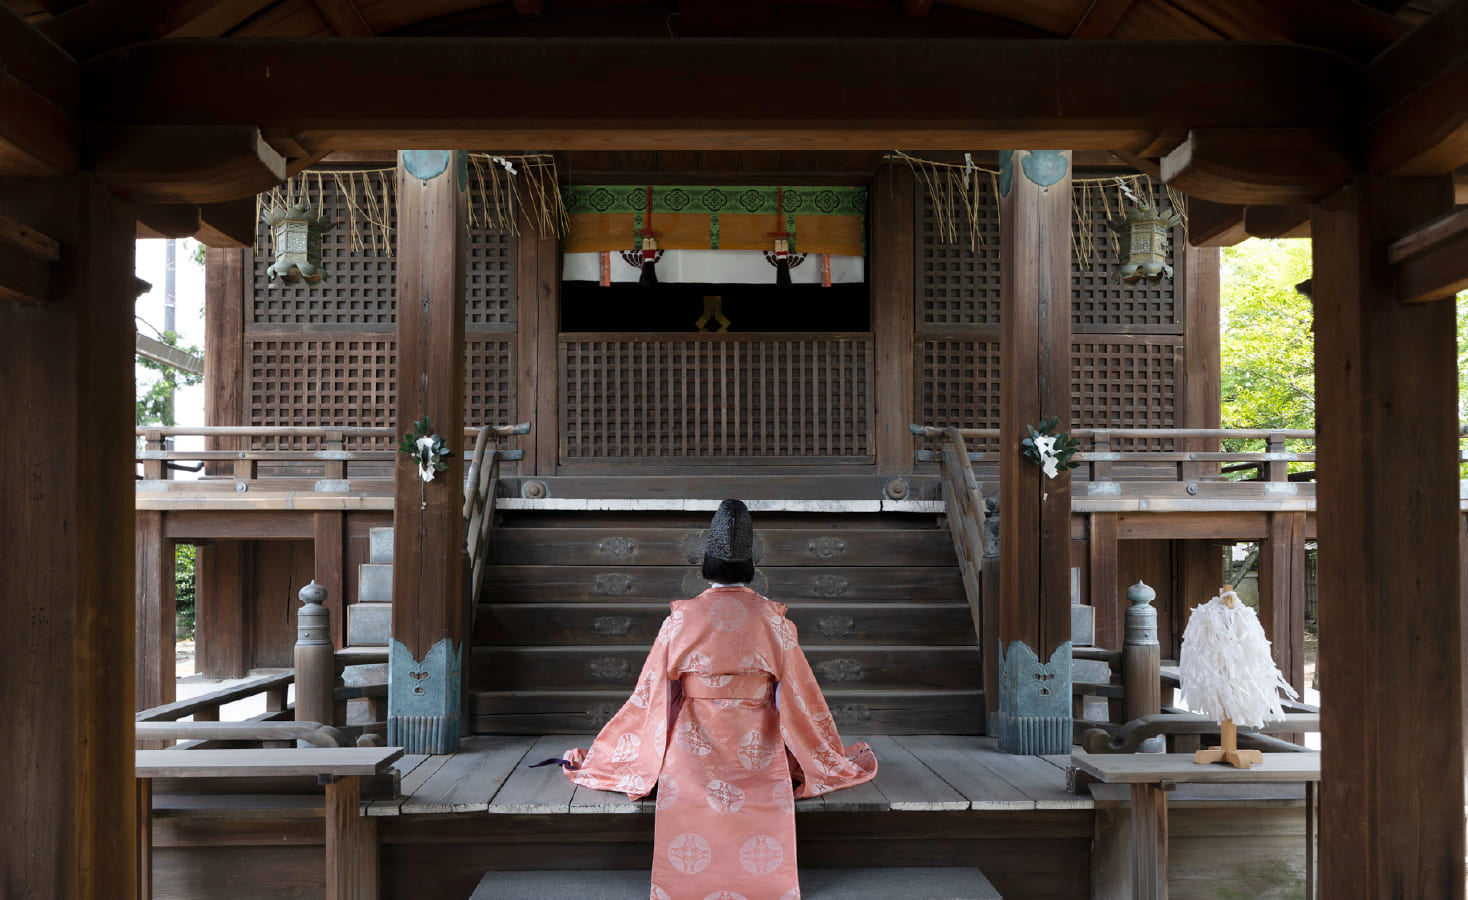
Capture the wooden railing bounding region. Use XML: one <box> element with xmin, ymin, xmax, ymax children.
<box><xmin>559</xmin><ymin>332</ymin><xmax>874</xmax><ymax>462</ymax></box>
<box><xmin>136</xmin><ymin>424</ymin><xmax>525</xmax><ymax>494</ymax></box>
<box><xmin>464</xmin><ymin>423</ymin><xmax>529</xmax><ymax>611</ymax></box>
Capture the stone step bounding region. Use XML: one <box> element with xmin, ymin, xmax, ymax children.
<box><xmin>369</xmin><ymin>526</ymin><xmax>394</xmax><ymax>565</ymax></box>
<box><xmin>469</xmin><ymin>867</ymin><xmax>1001</xmax><ymax>899</ymax></box>
<box><xmin>346</xmin><ymin>601</ymin><xmax>393</xmax><ymax>646</ymax></box>
<box><xmin>359</xmin><ymin>563</ymin><xmax>393</xmax><ymax>604</ymax></box>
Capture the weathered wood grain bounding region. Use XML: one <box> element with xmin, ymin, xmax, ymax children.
<box><xmin>480</xmin><ymin>564</ymin><xmax>964</xmax><ymax>604</ymax></box>
<box><xmin>859</xmin><ymin>734</ymin><xmax>968</xmax><ymax>810</ymax></box>
<box><xmin>485</xmin><ymin>526</ymin><xmax>957</xmax><ymax>567</ymax></box>
<box><xmin>873</xmin><ymin>165</ymin><xmax>915</xmax><ymax>474</ymax></box>
<box><xmin>399</xmin><ymin>735</ymin><xmax>535</xmax><ymax>814</ymax></box>
<box><xmin>486</xmin><ymin>735</ymin><xmax>580</xmax><ymax>814</ymax></box>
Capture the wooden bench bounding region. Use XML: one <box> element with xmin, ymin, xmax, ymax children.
<box><xmin>136</xmin><ymin>746</ymin><xmax>402</xmax><ymax>900</ymax></box>
<box><xmin>471</xmin><ymin>866</ymin><xmax>1002</xmax><ymax>899</ymax></box>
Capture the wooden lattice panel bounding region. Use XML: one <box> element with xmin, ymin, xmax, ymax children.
<box><xmin>915</xmin><ymin>180</ymin><xmax>1001</xmax><ymax>331</ymax></box>
<box><xmin>248</xmin><ymin>337</ymin><xmax>517</xmax><ymax>449</ymax></box>
<box><xmin>560</xmin><ymin>336</ymin><xmax>873</xmax><ymax>460</ymax></box>
<box><xmin>1071</xmin><ymin>339</ymin><xmax>1179</xmax><ymax>446</ymax></box>
<box><xmin>250</xmin><ymin>169</ymin><xmax>517</xmax><ymax>329</ymax></box>
<box><xmin>1071</xmin><ymin>181</ymin><xmax>1181</xmax><ymax>332</ymax></box>
<box><xmin>916</xmin><ymin>339</ymin><xmax>1001</xmax><ymax>448</ymax></box>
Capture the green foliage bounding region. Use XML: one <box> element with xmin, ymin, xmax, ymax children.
<box><xmin>136</xmin><ymin>329</ymin><xmax>203</xmax><ymax>427</ymax></box>
<box><xmin>1220</xmin><ymin>240</ymin><xmax>1315</xmax><ymax>433</ymax></box>
<box><xmin>175</xmin><ymin>543</ymin><xmax>196</xmax><ymax>640</ymax></box>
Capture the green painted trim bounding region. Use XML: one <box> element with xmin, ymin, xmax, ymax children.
<box><xmin>565</xmin><ymin>185</ymin><xmax>868</xmax><ymax>218</ymax></box>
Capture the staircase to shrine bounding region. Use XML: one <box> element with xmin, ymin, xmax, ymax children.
<box><xmin>339</xmin><ymin>508</ymin><xmax>986</xmax><ymax>735</ymax></box>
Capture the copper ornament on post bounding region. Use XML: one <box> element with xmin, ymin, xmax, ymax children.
<box><xmin>264</xmin><ymin>202</ymin><xmax>334</xmax><ymax>284</ymax></box>
<box><xmin>1108</xmin><ymin>204</ymin><xmax>1182</xmax><ymax>284</ymax></box>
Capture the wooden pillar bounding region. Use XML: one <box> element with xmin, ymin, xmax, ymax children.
<box><xmin>135</xmin><ymin>511</ymin><xmax>175</xmax><ymax>720</ymax></box>
<box><xmin>996</xmin><ymin>150</ymin><xmax>1074</xmax><ymax>754</ymax></box>
<box><xmin>195</xmin><ymin>539</ymin><xmax>248</xmax><ymax>678</ymax></box>
<box><xmin>873</xmin><ymin>164</ymin><xmax>915</xmax><ymax>475</ymax></box>
<box><xmin>315</xmin><ymin>511</ymin><xmax>346</xmax><ymax>649</ymax></box>
<box><xmin>1258</xmin><ymin>510</ymin><xmax>1306</xmax><ymax>694</ymax></box>
<box><xmin>0</xmin><ymin>174</ymin><xmax>137</xmax><ymax>897</ymax></box>
<box><xmin>388</xmin><ymin>151</ymin><xmax>467</xmax><ymax>754</ymax></box>
<box><xmin>1089</xmin><ymin>512</ymin><xmax>1122</xmax><ymax>651</ymax></box>
<box><xmin>1313</xmin><ymin>177</ymin><xmax>1464</xmax><ymax>899</ymax></box>
<box><xmin>517</xmin><ymin>200</ymin><xmax>559</xmax><ymax>476</ymax></box>
<box><xmin>203</xmin><ymin>247</ymin><xmax>247</xmax><ymax>469</ymax></box>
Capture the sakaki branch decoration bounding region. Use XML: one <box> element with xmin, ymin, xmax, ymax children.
<box><xmin>400</xmin><ymin>417</ymin><xmax>453</xmax><ymax>483</ymax></box>
<box><xmin>1020</xmin><ymin>417</ymin><xmax>1080</xmax><ymax>479</ymax></box>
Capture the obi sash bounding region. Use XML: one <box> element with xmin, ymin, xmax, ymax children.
<box><xmin>679</xmin><ymin>673</ymin><xmax>774</xmax><ymax>701</ymax></box>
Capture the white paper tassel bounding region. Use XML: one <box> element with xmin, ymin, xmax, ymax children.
<box><xmin>1178</xmin><ymin>590</ymin><xmax>1299</xmax><ymax>728</ymax></box>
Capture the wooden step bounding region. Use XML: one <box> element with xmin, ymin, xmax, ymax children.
<box><xmin>486</xmin><ymin>524</ymin><xmax>957</xmax><ymax>568</ymax></box>
<box><xmin>470</xmin><ymin>646</ymin><xmax>981</xmax><ymax>692</ymax></box>
<box><xmin>480</xmin><ymin>565</ymin><xmax>964</xmax><ymax>604</ymax></box>
<box><xmin>359</xmin><ymin>563</ymin><xmax>393</xmax><ymax>603</ymax></box>
<box><xmin>475</xmin><ymin>602</ymin><xmax>976</xmax><ymax>647</ymax></box>
<box><xmin>470</xmin><ymin>689</ymin><xmax>984</xmax><ymax>735</ymax></box>
<box><xmin>469</xmin><ymin>866</ymin><xmax>1002</xmax><ymax>899</ymax></box>
<box><xmin>346</xmin><ymin>601</ymin><xmax>392</xmax><ymax>646</ymax></box>
<box><xmin>369</xmin><ymin>526</ymin><xmax>394</xmax><ymax>564</ymax></box>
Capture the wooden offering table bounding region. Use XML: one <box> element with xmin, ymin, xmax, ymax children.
<box><xmin>1070</xmin><ymin>751</ymin><xmax>1321</xmax><ymax>900</ymax></box>
<box><xmin>136</xmin><ymin>747</ymin><xmax>404</xmax><ymax>900</ymax></box>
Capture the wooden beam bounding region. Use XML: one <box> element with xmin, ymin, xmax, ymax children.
<box><xmin>903</xmin><ymin>0</ymin><xmax>936</xmax><ymax>16</ymax></box>
<box><xmin>1162</xmin><ymin>128</ymin><xmax>1358</xmax><ymax>205</ymax></box>
<box><xmin>0</xmin><ymin>239</ymin><xmax>52</xmax><ymax>304</ymax></box>
<box><xmin>0</xmin><ymin>61</ymin><xmax>78</xmax><ymax>176</ymax></box>
<box><xmin>1456</xmin><ymin>170</ymin><xmax>1468</xmax><ymax>205</ymax></box>
<box><xmin>0</xmin><ymin>4</ymin><xmax>78</xmax><ymax>110</ymax></box>
<box><xmin>1390</xmin><ymin>206</ymin><xmax>1468</xmax><ymax>303</ymax></box>
<box><xmin>196</xmin><ymin>198</ymin><xmax>259</xmax><ymax>248</ymax></box>
<box><xmin>1184</xmin><ymin>197</ymin><xmax>1247</xmax><ymax>247</ymax></box>
<box><xmin>83</xmin><ymin>38</ymin><xmax>1363</xmax><ymax>157</ymax></box>
<box><xmin>0</xmin><ymin>173</ymin><xmax>138</xmax><ymax>899</ymax></box>
<box><xmin>1070</xmin><ymin>0</ymin><xmax>1136</xmax><ymax>38</ymax></box>
<box><xmin>1313</xmin><ymin>175</ymin><xmax>1465</xmax><ymax>899</ymax></box>
<box><xmin>90</xmin><ymin>125</ymin><xmax>286</xmax><ymax>205</ymax></box>
<box><xmin>1242</xmin><ymin>205</ymin><xmax>1312</xmax><ymax>239</ymax></box>
<box><xmin>311</xmin><ymin>0</ymin><xmax>372</xmax><ymax>36</ymax></box>
<box><xmin>512</xmin><ymin>0</ymin><xmax>543</xmax><ymax>14</ymax></box>
<box><xmin>135</xmin><ymin>511</ymin><xmax>176</xmax><ymax>714</ymax></box>
<box><xmin>1369</xmin><ymin>0</ymin><xmax>1468</xmax><ymax>175</ymax></box>
<box><xmin>136</xmin><ymin>203</ymin><xmax>202</xmax><ymax>240</ymax></box>
<box><xmin>0</xmin><ymin>211</ymin><xmax>61</xmax><ymax>262</ymax></box>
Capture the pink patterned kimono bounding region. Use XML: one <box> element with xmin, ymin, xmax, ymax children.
<box><xmin>562</xmin><ymin>584</ymin><xmax>878</xmax><ymax>900</ymax></box>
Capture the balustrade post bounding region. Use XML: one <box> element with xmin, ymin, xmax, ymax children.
<box><xmin>1091</xmin><ymin>429</ymin><xmax>1112</xmax><ymax>482</ymax></box>
<box><xmin>1266</xmin><ymin>431</ymin><xmax>1288</xmax><ymax>482</ymax></box>
<box><xmin>142</xmin><ymin>429</ymin><xmax>166</xmax><ymax>480</ymax></box>
<box><xmin>324</xmin><ymin>430</ymin><xmax>346</xmax><ymax>481</ymax></box>
<box><xmin>1123</xmin><ymin>580</ymin><xmax>1163</xmax><ymax>752</ymax></box>
<box><xmin>295</xmin><ymin>580</ymin><xmax>336</xmax><ymax>740</ymax></box>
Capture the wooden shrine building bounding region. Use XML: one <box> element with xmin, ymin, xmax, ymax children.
<box><xmin>3</xmin><ymin>1</ymin><xmax>1467</xmax><ymax>898</ymax></box>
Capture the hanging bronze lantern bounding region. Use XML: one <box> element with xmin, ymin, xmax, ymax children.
<box><xmin>264</xmin><ymin>202</ymin><xmax>334</xmax><ymax>284</ymax></box>
<box><xmin>1108</xmin><ymin>205</ymin><xmax>1182</xmax><ymax>284</ymax></box>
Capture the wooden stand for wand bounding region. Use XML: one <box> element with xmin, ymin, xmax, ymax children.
<box><xmin>1192</xmin><ymin>585</ymin><xmax>1264</xmax><ymax>770</ymax></box>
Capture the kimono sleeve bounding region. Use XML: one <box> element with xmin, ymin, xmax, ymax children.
<box><xmin>560</xmin><ymin>616</ymin><xmax>678</xmax><ymax>800</ymax></box>
<box><xmin>775</xmin><ymin>618</ymin><xmax>878</xmax><ymax>799</ymax></box>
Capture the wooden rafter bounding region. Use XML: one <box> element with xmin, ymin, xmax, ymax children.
<box><xmin>1070</xmin><ymin>0</ymin><xmax>1135</xmax><ymax>38</ymax></box>
<box><xmin>0</xmin><ymin>211</ymin><xmax>59</xmax><ymax>304</ymax></box>
<box><xmin>1161</xmin><ymin>127</ymin><xmax>1357</xmax><ymax>205</ymax></box>
<box><xmin>89</xmin><ymin>125</ymin><xmax>287</xmax><ymax>204</ymax></box>
<box><xmin>81</xmin><ymin>36</ymin><xmax>1362</xmax><ymax>166</ymax></box>
<box><xmin>1389</xmin><ymin>206</ymin><xmax>1468</xmax><ymax>302</ymax></box>
<box><xmin>1369</xmin><ymin>0</ymin><xmax>1468</xmax><ymax>174</ymax></box>
<box><xmin>311</xmin><ymin>0</ymin><xmax>373</xmax><ymax>36</ymax></box>
<box><xmin>0</xmin><ymin>5</ymin><xmax>78</xmax><ymax>175</ymax></box>
<box><xmin>1185</xmin><ymin>197</ymin><xmax>1248</xmax><ymax>247</ymax></box>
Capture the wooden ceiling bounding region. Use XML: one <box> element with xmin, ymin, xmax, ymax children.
<box><xmin>2</xmin><ymin>0</ymin><xmax>1439</xmax><ymax>61</ymax></box>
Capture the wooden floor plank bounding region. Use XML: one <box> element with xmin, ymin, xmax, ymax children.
<box><xmin>860</xmin><ymin>734</ymin><xmax>969</xmax><ymax>811</ymax></box>
<box><xmin>893</xmin><ymin>735</ymin><xmax>1035</xmax><ymax>810</ymax></box>
<box><xmin>567</xmin><ymin>731</ymin><xmax>650</xmax><ymax>813</ymax></box>
<box><xmin>960</xmin><ymin>739</ymin><xmax>1091</xmax><ymax>809</ymax></box>
<box><xmin>400</xmin><ymin>736</ymin><xmax>536</xmax><ymax>815</ymax></box>
<box><xmin>817</xmin><ymin>741</ymin><xmax>890</xmax><ymax>812</ymax></box>
<box><xmin>366</xmin><ymin>753</ymin><xmax>443</xmax><ymax>817</ymax></box>
<box><xmin>487</xmin><ymin>735</ymin><xmax>583</xmax><ymax>814</ymax></box>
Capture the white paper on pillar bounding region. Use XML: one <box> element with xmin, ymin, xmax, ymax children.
<box><xmin>562</xmin><ymin>250</ymin><xmax>865</xmax><ymax>284</ymax></box>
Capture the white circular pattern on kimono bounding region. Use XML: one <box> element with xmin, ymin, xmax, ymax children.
<box><xmin>610</xmin><ymin>733</ymin><xmax>642</xmax><ymax>762</ymax></box>
<box><xmin>812</xmin><ymin>746</ymin><xmax>848</xmax><ymax>776</ymax></box>
<box><xmin>655</xmin><ymin>774</ymin><xmax>680</xmax><ymax>810</ymax></box>
<box><xmin>616</xmin><ymin>773</ymin><xmax>648</xmax><ymax>796</ymax></box>
<box><xmin>680</xmin><ymin>650</ymin><xmax>712</xmax><ymax>675</ymax></box>
<box><xmin>697</xmin><ymin>673</ymin><xmax>734</xmax><ymax>688</ymax></box>
<box><xmin>779</xmin><ymin>889</ymin><xmax>802</xmax><ymax>900</ymax></box>
<box><xmin>658</xmin><ymin>609</ymin><xmax>684</xmax><ymax>644</ymax></box>
<box><xmin>668</xmin><ymin>833</ymin><xmax>712</xmax><ymax>874</ymax></box>
<box><xmin>737</xmin><ymin>652</ymin><xmax>772</xmax><ymax>675</ymax></box>
<box><xmin>708</xmin><ymin>595</ymin><xmax>748</xmax><ymax>631</ymax></box>
<box><xmin>651</xmin><ymin>885</ymin><xmax>672</xmax><ymax>900</ymax></box>
<box><xmin>806</xmin><ymin>781</ymin><xmax>831</xmax><ymax>796</ymax></box>
<box><xmin>768</xmin><ymin>614</ymin><xmax>797</xmax><ymax>649</ymax></box>
<box><xmin>703</xmin><ymin>893</ymin><xmax>749</xmax><ymax>900</ymax></box>
<box><xmin>675</xmin><ymin>719</ymin><xmax>714</xmax><ymax>756</ymax></box>
<box><xmin>629</xmin><ymin>668</ymin><xmax>657</xmax><ymax>709</ymax></box>
<box><xmin>704</xmin><ymin>779</ymin><xmax>746</xmax><ymax>814</ymax></box>
<box><xmin>771</xmin><ymin>780</ymin><xmax>795</xmax><ymax>814</ymax></box>
<box><xmin>812</xmin><ymin>712</ymin><xmax>840</xmax><ymax>743</ymax></box>
<box><xmin>739</xmin><ymin>835</ymin><xmax>784</xmax><ymax>875</ymax></box>
<box><xmin>737</xmin><ymin>730</ymin><xmax>776</xmax><ymax>771</ymax></box>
